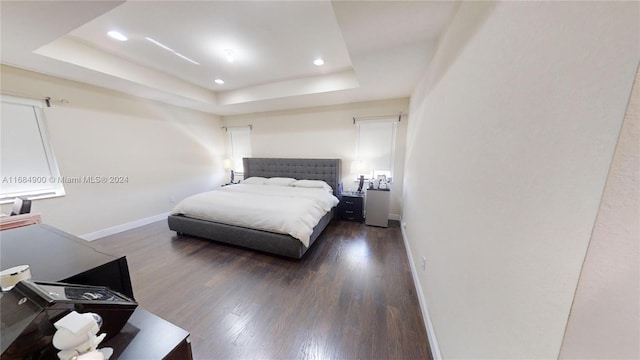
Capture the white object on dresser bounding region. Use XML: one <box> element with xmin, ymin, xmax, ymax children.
<box><xmin>365</xmin><ymin>189</ymin><xmax>390</xmax><ymax>227</ymax></box>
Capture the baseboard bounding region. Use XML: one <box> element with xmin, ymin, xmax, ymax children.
<box><xmin>364</xmin><ymin>213</ymin><xmax>401</xmax><ymax>221</ymax></box>
<box><xmin>80</xmin><ymin>212</ymin><xmax>170</xmax><ymax>241</ymax></box>
<box><xmin>401</xmin><ymin>223</ymin><xmax>442</xmax><ymax>360</ymax></box>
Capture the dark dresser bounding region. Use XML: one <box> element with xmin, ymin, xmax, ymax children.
<box><xmin>0</xmin><ymin>224</ymin><xmax>192</xmax><ymax>360</ymax></box>
<box><xmin>337</xmin><ymin>192</ymin><xmax>365</xmax><ymax>222</ymax></box>
<box><xmin>0</xmin><ymin>224</ymin><xmax>133</xmax><ymax>298</ymax></box>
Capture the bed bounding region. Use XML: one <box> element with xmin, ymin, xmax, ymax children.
<box><xmin>167</xmin><ymin>158</ymin><xmax>341</xmax><ymax>259</ymax></box>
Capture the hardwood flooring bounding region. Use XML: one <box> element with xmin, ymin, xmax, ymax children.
<box><xmin>91</xmin><ymin>220</ymin><xmax>431</xmax><ymax>360</ymax></box>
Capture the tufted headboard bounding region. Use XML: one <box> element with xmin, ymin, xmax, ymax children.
<box><xmin>243</xmin><ymin>158</ymin><xmax>341</xmax><ymax>195</ymax></box>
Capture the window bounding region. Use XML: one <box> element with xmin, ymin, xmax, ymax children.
<box><xmin>0</xmin><ymin>95</ymin><xmax>65</xmax><ymax>203</ymax></box>
<box><xmin>355</xmin><ymin>117</ymin><xmax>398</xmax><ymax>182</ymax></box>
<box><xmin>227</xmin><ymin>126</ymin><xmax>252</xmax><ymax>174</ymax></box>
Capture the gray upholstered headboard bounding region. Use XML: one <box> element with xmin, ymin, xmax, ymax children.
<box><xmin>243</xmin><ymin>158</ymin><xmax>341</xmax><ymax>195</ymax></box>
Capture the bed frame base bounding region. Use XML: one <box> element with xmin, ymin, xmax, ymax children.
<box><xmin>169</xmin><ymin>158</ymin><xmax>341</xmax><ymax>259</ymax></box>
<box><xmin>168</xmin><ymin>209</ymin><xmax>334</xmax><ymax>259</ymax></box>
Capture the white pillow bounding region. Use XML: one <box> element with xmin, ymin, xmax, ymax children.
<box><xmin>264</xmin><ymin>177</ymin><xmax>297</xmax><ymax>186</ymax></box>
<box><xmin>292</xmin><ymin>179</ymin><xmax>332</xmax><ymax>192</ymax></box>
<box><xmin>242</xmin><ymin>177</ymin><xmax>267</xmax><ymax>185</ymax></box>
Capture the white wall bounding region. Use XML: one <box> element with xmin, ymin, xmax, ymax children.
<box><xmin>223</xmin><ymin>98</ymin><xmax>408</xmax><ymax>218</ymax></box>
<box><xmin>404</xmin><ymin>2</ymin><xmax>639</xmax><ymax>359</ymax></box>
<box><xmin>559</xmin><ymin>67</ymin><xmax>639</xmax><ymax>359</ymax></box>
<box><xmin>0</xmin><ymin>65</ymin><xmax>226</xmax><ymax>236</ymax></box>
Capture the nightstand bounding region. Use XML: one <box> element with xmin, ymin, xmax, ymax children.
<box><xmin>337</xmin><ymin>192</ymin><xmax>365</xmax><ymax>222</ymax></box>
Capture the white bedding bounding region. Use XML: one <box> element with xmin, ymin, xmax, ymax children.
<box><xmin>170</xmin><ymin>184</ymin><xmax>339</xmax><ymax>247</ymax></box>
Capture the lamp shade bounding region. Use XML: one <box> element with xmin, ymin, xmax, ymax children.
<box><xmin>223</xmin><ymin>159</ymin><xmax>233</xmax><ymax>170</ymax></box>
<box><xmin>351</xmin><ymin>160</ymin><xmax>363</xmax><ymax>174</ymax></box>
<box><xmin>350</xmin><ymin>160</ymin><xmax>371</xmax><ymax>177</ymax></box>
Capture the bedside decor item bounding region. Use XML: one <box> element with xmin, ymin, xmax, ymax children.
<box><xmin>378</xmin><ymin>175</ymin><xmax>388</xmax><ymax>190</ymax></box>
<box><xmin>0</xmin><ymin>264</ymin><xmax>31</xmax><ymax>291</ymax></box>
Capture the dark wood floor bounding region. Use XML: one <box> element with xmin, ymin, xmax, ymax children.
<box><xmin>92</xmin><ymin>219</ymin><xmax>431</xmax><ymax>360</ymax></box>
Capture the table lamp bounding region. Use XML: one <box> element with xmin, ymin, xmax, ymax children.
<box><xmin>223</xmin><ymin>159</ymin><xmax>235</xmax><ymax>184</ymax></box>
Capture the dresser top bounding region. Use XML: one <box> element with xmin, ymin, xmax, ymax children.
<box><xmin>0</xmin><ymin>224</ymin><xmax>120</xmax><ymax>282</ymax></box>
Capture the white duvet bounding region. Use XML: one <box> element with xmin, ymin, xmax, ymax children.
<box><xmin>170</xmin><ymin>184</ymin><xmax>339</xmax><ymax>247</ymax></box>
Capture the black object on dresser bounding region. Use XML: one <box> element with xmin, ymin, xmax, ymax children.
<box><xmin>103</xmin><ymin>308</ymin><xmax>192</xmax><ymax>360</ymax></box>
<box><xmin>0</xmin><ymin>224</ymin><xmax>134</xmax><ymax>298</ymax></box>
<box><xmin>0</xmin><ymin>224</ymin><xmax>193</xmax><ymax>360</ymax></box>
<box><xmin>337</xmin><ymin>192</ymin><xmax>365</xmax><ymax>222</ymax></box>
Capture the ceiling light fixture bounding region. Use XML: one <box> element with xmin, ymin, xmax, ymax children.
<box><xmin>175</xmin><ymin>52</ymin><xmax>200</xmax><ymax>65</ymax></box>
<box><xmin>314</xmin><ymin>58</ymin><xmax>324</xmax><ymax>66</ymax></box>
<box><xmin>145</xmin><ymin>37</ymin><xmax>200</xmax><ymax>65</ymax></box>
<box><xmin>145</xmin><ymin>37</ymin><xmax>173</xmax><ymax>52</ymax></box>
<box><xmin>107</xmin><ymin>31</ymin><xmax>128</xmax><ymax>42</ymax></box>
<box><xmin>214</xmin><ymin>79</ymin><xmax>225</xmax><ymax>85</ymax></box>
<box><xmin>223</xmin><ymin>49</ymin><xmax>235</xmax><ymax>63</ymax></box>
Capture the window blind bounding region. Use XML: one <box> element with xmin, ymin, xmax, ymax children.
<box><xmin>0</xmin><ymin>95</ymin><xmax>65</xmax><ymax>203</ymax></box>
<box><xmin>228</xmin><ymin>126</ymin><xmax>252</xmax><ymax>173</ymax></box>
<box><xmin>356</xmin><ymin>118</ymin><xmax>397</xmax><ymax>181</ymax></box>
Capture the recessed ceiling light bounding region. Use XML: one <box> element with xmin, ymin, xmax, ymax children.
<box><xmin>107</xmin><ymin>31</ymin><xmax>128</xmax><ymax>42</ymax></box>
<box><xmin>214</xmin><ymin>79</ymin><xmax>225</xmax><ymax>85</ymax></box>
<box><xmin>313</xmin><ymin>58</ymin><xmax>324</xmax><ymax>66</ymax></box>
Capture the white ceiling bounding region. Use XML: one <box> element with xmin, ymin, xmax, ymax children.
<box><xmin>0</xmin><ymin>1</ymin><xmax>458</xmax><ymax>116</ymax></box>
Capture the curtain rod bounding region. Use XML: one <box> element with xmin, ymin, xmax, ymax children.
<box><xmin>353</xmin><ymin>113</ymin><xmax>403</xmax><ymax>124</ymax></box>
<box><xmin>0</xmin><ymin>90</ymin><xmax>69</xmax><ymax>107</ymax></box>
<box><xmin>222</xmin><ymin>125</ymin><xmax>253</xmax><ymax>131</ymax></box>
